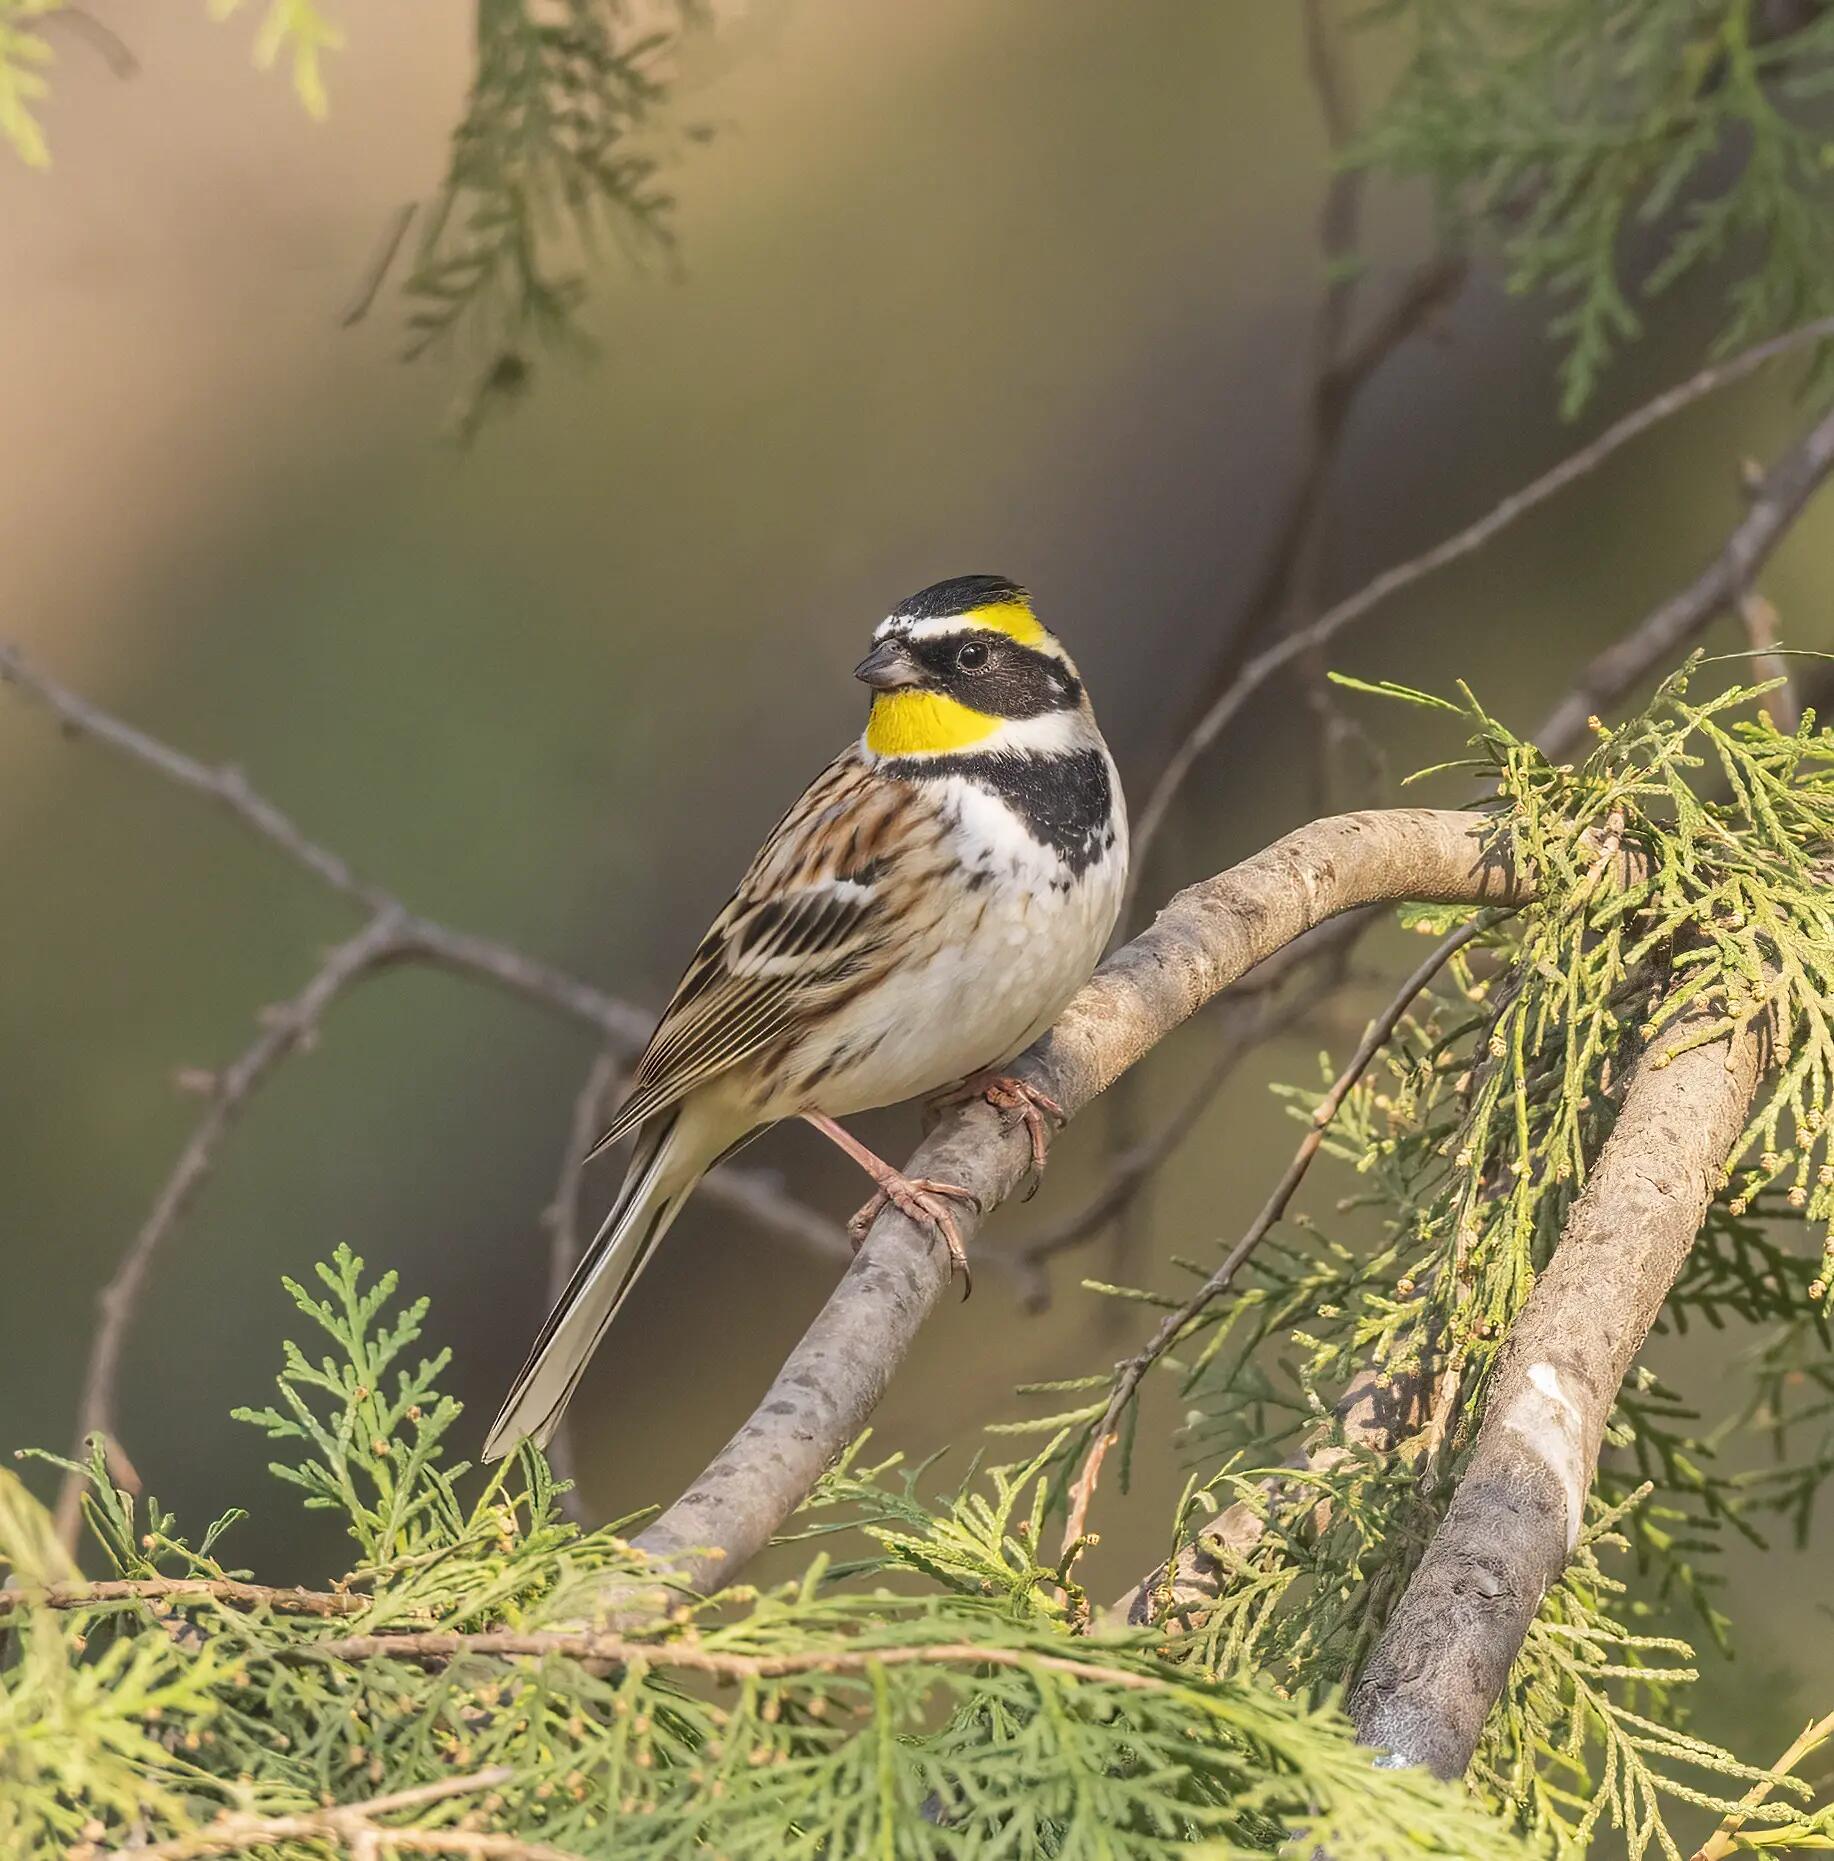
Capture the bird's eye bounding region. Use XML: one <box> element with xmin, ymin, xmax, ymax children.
<box><xmin>956</xmin><ymin>640</ymin><xmax>991</xmax><ymax>672</ymax></box>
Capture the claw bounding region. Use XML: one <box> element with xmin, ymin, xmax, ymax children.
<box><xmin>846</xmin><ymin>1174</ymin><xmax>980</xmax><ymax>1298</ymax></box>
<box><xmin>935</xmin><ymin>1073</ymin><xmax>1066</xmax><ymax>1196</ymax></box>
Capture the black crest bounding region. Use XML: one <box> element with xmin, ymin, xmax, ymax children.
<box><xmin>890</xmin><ymin>574</ymin><xmax>1031</xmax><ymax>622</ymax></box>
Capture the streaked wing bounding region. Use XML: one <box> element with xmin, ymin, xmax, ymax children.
<box><xmin>588</xmin><ymin>750</ymin><xmax>906</xmax><ymax>1155</ymax></box>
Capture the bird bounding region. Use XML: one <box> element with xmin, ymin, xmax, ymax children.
<box><xmin>483</xmin><ymin>575</ymin><xmax>1129</xmax><ymax>1461</ymax></box>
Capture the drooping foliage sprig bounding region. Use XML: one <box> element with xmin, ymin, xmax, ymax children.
<box><xmin>1357</xmin><ymin>0</ymin><xmax>1834</xmax><ymax>412</ymax></box>
<box><xmin>0</xmin><ymin>1246</ymin><xmax>1540</xmax><ymax>1860</ymax></box>
<box><xmin>400</xmin><ymin>0</ymin><xmax>706</xmax><ymax>443</ymax></box>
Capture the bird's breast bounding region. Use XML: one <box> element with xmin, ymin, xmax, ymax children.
<box><xmin>786</xmin><ymin>764</ymin><xmax>1127</xmax><ymax>1118</ymax></box>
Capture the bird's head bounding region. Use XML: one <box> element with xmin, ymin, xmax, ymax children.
<box><xmin>854</xmin><ymin>575</ymin><xmax>1088</xmax><ymax>759</ymax></box>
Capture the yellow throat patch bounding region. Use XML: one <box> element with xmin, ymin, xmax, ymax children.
<box><xmin>866</xmin><ymin>690</ymin><xmax>1001</xmax><ymax>756</ymax></box>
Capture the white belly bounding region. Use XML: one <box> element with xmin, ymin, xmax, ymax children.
<box><xmin>800</xmin><ymin>769</ymin><xmax>1127</xmax><ymax>1117</ymax></box>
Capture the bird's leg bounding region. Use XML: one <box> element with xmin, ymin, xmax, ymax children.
<box><xmin>799</xmin><ymin>1113</ymin><xmax>980</xmax><ymax>1293</ymax></box>
<box><xmin>929</xmin><ymin>1073</ymin><xmax>1067</xmax><ymax>1195</ymax></box>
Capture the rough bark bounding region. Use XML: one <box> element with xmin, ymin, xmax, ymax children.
<box><xmin>1346</xmin><ymin>1008</ymin><xmax>1766</xmax><ymax>1778</ymax></box>
<box><xmin>631</xmin><ymin>807</ymin><xmax>1544</xmax><ymax>1591</ymax></box>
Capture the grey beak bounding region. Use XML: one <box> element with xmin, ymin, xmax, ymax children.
<box><xmin>854</xmin><ymin>640</ymin><xmax>922</xmax><ymax>691</ymax></box>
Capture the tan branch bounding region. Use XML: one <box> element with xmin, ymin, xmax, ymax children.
<box><xmin>3</xmin><ymin>647</ymin><xmax>850</xmax><ymax>1547</ymax></box>
<box><xmin>628</xmin><ymin>808</ymin><xmax>1540</xmax><ymax>1595</ymax></box>
<box><xmin>1534</xmin><ymin>403</ymin><xmax>1834</xmax><ymax>751</ymax></box>
<box><xmin>0</xmin><ymin>643</ymin><xmax>650</xmax><ymax>1046</ymax></box>
<box><xmin>1690</xmin><ymin>1707</ymin><xmax>1834</xmax><ymax>1861</ymax></box>
<box><xmin>54</xmin><ymin>910</ymin><xmax>410</xmax><ymax>1548</ymax></box>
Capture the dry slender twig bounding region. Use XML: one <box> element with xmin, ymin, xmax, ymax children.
<box><xmin>306</xmin><ymin>1627</ymin><xmax>1174</xmax><ymax>1694</ymax></box>
<box><xmin>0</xmin><ymin>643</ymin><xmax>652</xmax><ymax>1045</ymax></box>
<box><xmin>629</xmin><ymin>808</ymin><xmax>1541</xmax><ymax>1596</ymax></box>
<box><xmin>1281</xmin><ymin>0</ymin><xmax>1423</xmax><ymax>811</ymax></box>
<box><xmin>54</xmin><ymin>910</ymin><xmax>411</xmax><ymax>1548</ymax></box>
<box><xmin>45</xmin><ymin>5</ymin><xmax>139</xmax><ymax>78</ymax></box>
<box><xmin>1690</xmin><ymin>1707</ymin><xmax>1834</xmax><ymax>1861</ymax></box>
<box><xmin>1</xmin><ymin>645</ymin><xmax>851</xmax><ymax>1544</ymax></box>
<box><xmin>0</xmin><ymin>1574</ymin><xmax>367</xmax><ymax>1619</ymax></box>
<box><xmin>1739</xmin><ymin>589</ymin><xmax>1801</xmax><ymax>735</ymax></box>
<box><xmin>341</xmin><ymin>202</ymin><xmax>419</xmax><ymax>327</ymax></box>
<box><xmin>1125</xmin><ymin>308</ymin><xmax>1834</xmax><ymax>918</ymax></box>
<box><xmin>94</xmin><ymin>1768</ymin><xmax>553</xmax><ymax>1861</ymax></box>
<box><xmin>1534</xmin><ymin>399</ymin><xmax>1834</xmax><ymax>749</ymax></box>
<box><xmin>1058</xmin><ymin>916</ymin><xmax>1492</xmax><ymax>1561</ymax></box>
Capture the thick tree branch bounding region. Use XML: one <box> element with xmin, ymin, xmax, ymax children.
<box><xmin>1022</xmin><ymin>916</ymin><xmax>1375</xmax><ymax>1266</ymax></box>
<box><xmin>629</xmin><ymin>809</ymin><xmax>1540</xmax><ymax>1593</ymax></box>
<box><xmin>1347</xmin><ymin>1003</ymin><xmax>1767</xmax><ymax>1778</ymax></box>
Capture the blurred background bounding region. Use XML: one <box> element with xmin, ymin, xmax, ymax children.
<box><xmin>5</xmin><ymin>0</ymin><xmax>1832</xmax><ymax>1797</ymax></box>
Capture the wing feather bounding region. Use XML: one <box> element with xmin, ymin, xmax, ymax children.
<box><xmin>588</xmin><ymin>750</ymin><xmax>905</xmax><ymax>1157</ymax></box>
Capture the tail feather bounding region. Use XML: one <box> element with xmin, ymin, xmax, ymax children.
<box><xmin>483</xmin><ymin>1117</ymin><xmax>695</xmax><ymax>1461</ymax></box>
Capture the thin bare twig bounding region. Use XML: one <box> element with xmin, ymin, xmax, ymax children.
<box><xmin>1126</xmin><ymin>309</ymin><xmax>1834</xmax><ymax>919</ymax></box>
<box><xmin>2</xmin><ymin>646</ymin><xmax>854</xmax><ymax>1547</ymax></box>
<box><xmin>96</xmin><ymin>1768</ymin><xmax>549</xmax><ymax>1861</ymax></box>
<box><xmin>0</xmin><ymin>1575</ymin><xmax>368</xmax><ymax>1619</ymax></box>
<box><xmin>45</xmin><ymin>6</ymin><xmax>139</xmax><ymax>78</ymax></box>
<box><xmin>1535</xmin><ymin>400</ymin><xmax>1834</xmax><ymax>750</ymax></box>
<box><xmin>0</xmin><ymin>644</ymin><xmax>652</xmax><ymax>1046</ymax></box>
<box><xmin>306</xmin><ymin>1627</ymin><xmax>1174</xmax><ymax>1694</ymax></box>
<box><xmin>54</xmin><ymin>910</ymin><xmax>410</xmax><ymax>1549</ymax></box>
<box><xmin>1059</xmin><ymin>916</ymin><xmax>1491</xmax><ymax>1562</ymax></box>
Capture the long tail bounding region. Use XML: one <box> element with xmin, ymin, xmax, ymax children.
<box><xmin>483</xmin><ymin>1115</ymin><xmax>699</xmax><ymax>1461</ymax></box>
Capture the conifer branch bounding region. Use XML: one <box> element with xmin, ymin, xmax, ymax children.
<box><xmin>1111</xmin><ymin>1361</ymin><xmax>1428</xmax><ymax>1627</ymax></box>
<box><xmin>304</xmin><ymin>1628</ymin><xmax>1173</xmax><ymax>1693</ymax></box>
<box><xmin>1691</xmin><ymin>1708</ymin><xmax>1834</xmax><ymax>1861</ymax></box>
<box><xmin>1348</xmin><ymin>1000</ymin><xmax>1769</xmax><ymax>1778</ymax></box>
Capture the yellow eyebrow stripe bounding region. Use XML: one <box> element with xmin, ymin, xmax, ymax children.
<box><xmin>865</xmin><ymin>690</ymin><xmax>1001</xmax><ymax>756</ymax></box>
<box><xmin>963</xmin><ymin>601</ymin><xmax>1046</xmax><ymax>646</ymax></box>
